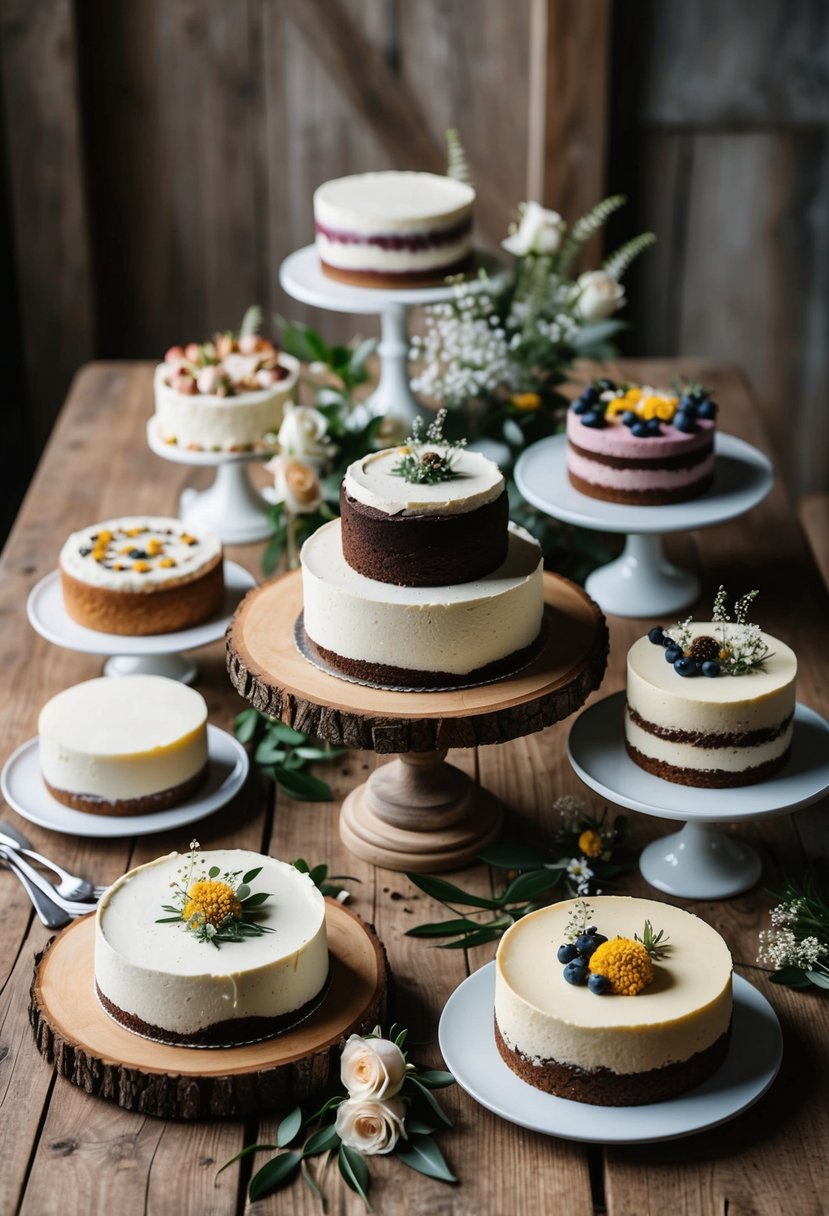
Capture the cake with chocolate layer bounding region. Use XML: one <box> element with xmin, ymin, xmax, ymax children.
<box><xmin>95</xmin><ymin>848</ymin><xmax>329</xmax><ymax>1046</ymax></box>
<box><xmin>313</xmin><ymin>171</ymin><xmax>475</xmax><ymax>287</ymax></box>
<box><xmin>626</xmin><ymin>593</ymin><xmax>796</xmax><ymax>788</ymax></box>
<box><xmin>39</xmin><ymin>675</ymin><xmax>209</xmax><ymax>815</ymax></box>
<box><xmin>495</xmin><ymin>896</ymin><xmax>733</xmax><ymax>1105</ymax></box>
<box><xmin>566</xmin><ymin>379</ymin><xmax>718</xmax><ymax>505</ymax></box>
<box><xmin>59</xmin><ymin>516</ymin><xmax>224</xmax><ymax>636</ymax></box>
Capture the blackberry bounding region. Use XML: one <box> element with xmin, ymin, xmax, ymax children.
<box><xmin>689</xmin><ymin>635</ymin><xmax>720</xmax><ymax>663</ymax></box>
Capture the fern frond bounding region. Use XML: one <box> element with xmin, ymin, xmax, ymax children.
<box><xmin>239</xmin><ymin>304</ymin><xmax>263</xmax><ymax>338</ymax></box>
<box><xmin>445</xmin><ymin>128</ymin><xmax>472</xmax><ymax>184</ymax></box>
<box><xmin>557</xmin><ymin>195</ymin><xmax>626</xmax><ymax>276</ymax></box>
<box><xmin>602</xmin><ymin>233</ymin><xmax>657</xmax><ymax>280</ymax></box>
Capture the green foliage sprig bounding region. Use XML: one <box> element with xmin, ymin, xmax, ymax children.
<box><xmin>235</xmin><ymin>708</ymin><xmax>346</xmax><ymax>801</ymax></box>
<box><xmin>758</xmin><ymin>877</ymin><xmax>829</xmax><ymax>991</ymax></box>
<box><xmin>635</xmin><ymin>920</ymin><xmax>671</xmax><ymax>960</ymax></box>
<box><xmin>292</xmin><ymin>857</ymin><xmax>360</xmax><ymax>900</ymax></box>
<box><xmin>391</xmin><ymin>410</ymin><xmax>466</xmax><ymax>484</ymax></box>
<box><xmin>156</xmin><ymin>841</ymin><xmax>275</xmax><ymax>948</ymax></box>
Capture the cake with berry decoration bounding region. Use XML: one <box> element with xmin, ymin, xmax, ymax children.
<box><xmin>313</xmin><ymin>171</ymin><xmax>475</xmax><ymax>287</ymax></box>
<box><xmin>39</xmin><ymin>675</ymin><xmax>209</xmax><ymax>815</ymax></box>
<box><xmin>566</xmin><ymin>378</ymin><xmax>717</xmax><ymax>505</ymax></box>
<box><xmin>300</xmin><ymin>414</ymin><xmax>545</xmax><ymax>689</ymax></box>
<box><xmin>626</xmin><ymin>588</ymin><xmax>797</xmax><ymax>788</ymax></box>
<box><xmin>154</xmin><ymin>307</ymin><xmax>299</xmax><ymax>451</ymax></box>
<box><xmin>94</xmin><ymin>846</ymin><xmax>329</xmax><ymax>1046</ymax></box>
<box><xmin>494</xmin><ymin>895</ymin><xmax>733</xmax><ymax>1105</ymax></box>
<box><xmin>59</xmin><ymin>516</ymin><xmax>224</xmax><ymax>636</ymax></box>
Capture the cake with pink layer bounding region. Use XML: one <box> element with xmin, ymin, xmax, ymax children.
<box><xmin>566</xmin><ymin>380</ymin><xmax>718</xmax><ymax>506</ymax></box>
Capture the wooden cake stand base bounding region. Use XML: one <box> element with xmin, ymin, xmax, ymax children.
<box><xmin>228</xmin><ymin>570</ymin><xmax>608</xmax><ymax>873</ymax></box>
<box><xmin>29</xmin><ymin>900</ymin><xmax>387</xmax><ymax>1120</ymax></box>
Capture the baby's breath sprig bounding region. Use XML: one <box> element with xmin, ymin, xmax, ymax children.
<box><xmin>391</xmin><ymin>410</ymin><xmax>467</xmax><ymax>485</ymax></box>
<box><xmin>563</xmin><ymin>899</ymin><xmax>595</xmax><ymax>944</ymax></box>
<box><xmin>157</xmin><ymin>841</ymin><xmax>276</xmax><ymax>948</ymax></box>
<box><xmin>634</xmin><ymin>920</ymin><xmax>671</xmax><ymax>960</ymax></box>
<box><xmin>665</xmin><ymin>586</ymin><xmax>772</xmax><ymax>676</ymax></box>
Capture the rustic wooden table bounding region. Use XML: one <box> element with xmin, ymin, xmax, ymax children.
<box><xmin>1</xmin><ymin>361</ymin><xmax>827</xmax><ymax>1216</ymax></box>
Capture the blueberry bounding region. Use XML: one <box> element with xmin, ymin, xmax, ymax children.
<box><xmin>588</xmin><ymin>973</ymin><xmax>610</xmax><ymax>995</ymax></box>
<box><xmin>679</xmin><ymin>394</ymin><xmax>698</xmax><ymax>414</ymax></box>
<box><xmin>673</xmin><ymin>411</ymin><xmax>697</xmax><ymax>433</ymax></box>
<box><xmin>557</xmin><ymin>943</ymin><xmax>578</xmax><ymax>964</ymax></box>
<box><xmin>597</xmin><ymin>377</ymin><xmax>616</xmax><ymax>391</ymax></box>
<box><xmin>664</xmin><ymin>644</ymin><xmax>683</xmax><ymax>664</ymax></box>
<box><xmin>581</xmin><ymin>385</ymin><xmax>600</xmax><ymax>405</ymax></box>
<box><xmin>631</xmin><ymin>421</ymin><xmax>651</xmax><ymax>438</ymax></box>
<box><xmin>563</xmin><ymin>958</ymin><xmax>588</xmax><ymax>986</ymax></box>
<box><xmin>648</xmin><ymin>626</ymin><xmax>666</xmax><ymax>645</ymax></box>
<box><xmin>575</xmin><ymin>932</ymin><xmax>607</xmax><ymax>957</ymax></box>
<box><xmin>661</xmin><ymin>634</ymin><xmax>675</xmax><ymax>647</ymax></box>
<box><xmin>646</xmin><ymin>418</ymin><xmax>662</xmax><ymax>435</ymax></box>
<box><xmin>571</xmin><ymin>397</ymin><xmax>589</xmax><ymax>415</ymax></box>
<box><xmin>701</xmin><ymin>660</ymin><xmax>721</xmax><ymax>677</ymax></box>
<box><xmin>696</xmin><ymin>398</ymin><xmax>718</xmax><ymax>419</ymax></box>
<box><xmin>587</xmin><ymin>926</ymin><xmax>598</xmax><ymax>935</ymax></box>
<box><xmin>674</xmin><ymin>656</ymin><xmax>699</xmax><ymax>677</ymax></box>
<box><xmin>621</xmin><ymin>410</ymin><xmax>638</xmax><ymax>427</ymax></box>
<box><xmin>581</xmin><ymin>411</ymin><xmax>605</xmax><ymax>429</ymax></box>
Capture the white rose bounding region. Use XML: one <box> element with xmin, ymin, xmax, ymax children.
<box><xmin>502</xmin><ymin>201</ymin><xmax>564</xmax><ymax>257</ymax></box>
<box><xmin>335</xmin><ymin>1096</ymin><xmax>407</xmax><ymax>1156</ymax></box>
<box><xmin>278</xmin><ymin>404</ymin><xmax>333</xmax><ymax>468</ymax></box>
<box><xmin>265</xmin><ymin>455</ymin><xmax>322</xmax><ymax>515</ymax></box>
<box><xmin>340</xmin><ymin>1032</ymin><xmax>407</xmax><ymax>1100</ymax></box>
<box><xmin>576</xmin><ymin>270</ymin><xmax>625</xmax><ymax>321</ymax></box>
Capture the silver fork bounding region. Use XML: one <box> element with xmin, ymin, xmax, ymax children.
<box><xmin>0</xmin><ymin>846</ymin><xmax>100</xmax><ymax>916</ymax></box>
<box><xmin>0</xmin><ymin>821</ymin><xmax>107</xmax><ymax>902</ymax></box>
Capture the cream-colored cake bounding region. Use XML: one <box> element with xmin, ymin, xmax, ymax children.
<box><xmin>495</xmin><ymin>896</ymin><xmax>733</xmax><ymax>1105</ymax></box>
<box><xmin>39</xmin><ymin>675</ymin><xmax>209</xmax><ymax>815</ymax></box>
<box><xmin>94</xmin><ymin>849</ymin><xmax>329</xmax><ymax>1046</ymax></box>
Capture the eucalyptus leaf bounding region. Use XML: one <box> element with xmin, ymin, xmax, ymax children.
<box><xmin>439</xmin><ymin>927</ymin><xmax>504</xmax><ymax>950</ymax></box>
<box><xmin>214</xmin><ymin>1141</ymin><xmax>277</xmax><ymax>1178</ymax></box>
<box><xmin>235</xmin><ymin>884</ymin><xmax>251</xmax><ymax>902</ymax></box>
<box><xmin>277</xmin><ymin>1104</ymin><xmax>303</xmax><ymax>1147</ymax></box>
<box><xmin>408</xmin><ymin>1077</ymin><xmax>453</xmax><ymax>1127</ymax></box>
<box><xmin>395</xmin><ymin>1133</ymin><xmax>457</xmax><ymax>1183</ymax></box>
<box><xmin>499</xmin><ymin>869</ymin><xmax>561</xmax><ymax>904</ymax></box>
<box><xmin>242</xmin><ymin>866</ymin><xmax>263</xmax><ymax>884</ymax></box>
<box><xmin>806</xmin><ymin>970</ymin><xmax>829</xmax><ymax>989</ymax></box>
<box><xmin>338</xmin><ymin>1144</ymin><xmax>372</xmax><ymax>1210</ymax></box>
<box><xmin>248</xmin><ymin>1151</ymin><xmax>303</xmax><ymax>1201</ymax></box>
<box><xmin>406</xmin><ymin>872</ymin><xmax>503</xmax><ymax>910</ymax></box>
<box><xmin>293</xmin><ymin>746</ymin><xmax>347</xmax><ymax>762</ymax></box>
<box><xmin>242</xmin><ymin>891</ymin><xmax>270</xmax><ymax>907</ymax></box>
<box><xmin>406</xmin><ymin>917</ymin><xmax>486</xmax><ymax>939</ymax></box>
<box><xmin>770</xmin><ymin>966</ymin><xmax>812</xmax><ymax>988</ymax></box>
<box><xmin>302</xmin><ymin>1122</ymin><xmax>341</xmax><ymax>1156</ymax></box>
<box><xmin>268</xmin><ymin>722</ymin><xmax>308</xmax><ymax>745</ymax></box>
<box><xmin>274</xmin><ymin>768</ymin><xmax>333</xmax><ymax>801</ymax></box>
<box><xmin>254</xmin><ymin>740</ymin><xmax>287</xmax><ymax>766</ymax></box>
<box><xmin>413</xmin><ymin>1069</ymin><xmax>455</xmax><ymax>1089</ymax></box>
<box><xmin>234</xmin><ymin>708</ymin><xmax>261</xmax><ymax>744</ymax></box>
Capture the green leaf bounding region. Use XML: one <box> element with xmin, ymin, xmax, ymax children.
<box><xmin>274</xmin><ymin>768</ymin><xmax>333</xmax><ymax>801</ymax></box>
<box><xmin>303</xmin><ymin>1092</ymin><xmax>345</xmax><ymax>1124</ymax></box>
<box><xmin>806</xmin><ymin>970</ymin><xmax>829</xmax><ymax>990</ymax></box>
<box><xmin>282</xmin><ymin>751</ymin><xmax>306</xmax><ymax>771</ymax></box>
<box><xmin>234</xmin><ymin>708</ymin><xmax>261</xmax><ymax>744</ymax></box>
<box><xmin>242</xmin><ymin>891</ymin><xmax>270</xmax><ymax>907</ymax></box>
<box><xmin>292</xmin><ymin>858</ymin><xmax>309</xmax><ymax>873</ymax></box>
<box><xmin>243</xmin><ymin>866</ymin><xmax>263</xmax><ymax>884</ymax></box>
<box><xmin>413</xmin><ymin>1069</ymin><xmax>455</xmax><ymax>1089</ymax></box>
<box><xmin>408</xmin><ymin>1077</ymin><xmax>453</xmax><ymax>1127</ymax></box>
<box><xmin>499</xmin><ymin>869</ymin><xmax>561</xmax><ymax>904</ymax></box>
<box><xmin>349</xmin><ymin>336</ymin><xmax>378</xmax><ymax>376</ymax></box>
<box><xmin>235</xmin><ymin>884</ymin><xmax>251</xmax><ymax>902</ymax></box>
<box><xmin>254</xmin><ymin>739</ymin><xmax>287</xmax><ymax>765</ymax></box>
<box><xmin>261</xmin><ymin>534</ymin><xmax>284</xmax><ymax>576</ymax></box>
<box><xmin>406</xmin><ymin>872</ymin><xmax>502</xmax><ymax>910</ymax></box>
<box><xmin>477</xmin><ymin>844</ymin><xmax>550</xmax><ymax>869</ymax></box>
<box><xmin>155</xmin><ymin>916</ymin><xmax>184</xmax><ymax>923</ymax></box>
<box><xmin>293</xmin><ymin>746</ymin><xmax>347</xmax><ymax>762</ymax></box>
<box><xmin>770</xmin><ymin>966</ymin><xmax>812</xmax><ymax>988</ymax></box>
<box><xmin>239</xmin><ymin>304</ymin><xmax>263</xmax><ymax>338</ymax></box>
<box><xmin>309</xmin><ymin>863</ymin><xmax>328</xmax><ymax>886</ymax></box>
<box><xmin>207</xmin><ymin>865</ymin><xmax>220</xmax><ymax>878</ymax></box>
<box><xmin>277</xmin><ymin>1104</ymin><xmax>303</xmax><ymax>1148</ymax></box>
<box><xmin>338</xmin><ymin>1144</ymin><xmax>372</xmax><ymax>1210</ymax></box>
<box><xmin>396</xmin><ymin>1134</ymin><xmax>457</xmax><ymax>1184</ymax></box>
<box><xmin>302</xmin><ymin>1123</ymin><xmax>341</xmax><ymax>1156</ymax></box>
<box><xmin>268</xmin><ymin>722</ymin><xmax>308</xmax><ymax>745</ymax></box>
<box><xmin>214</xmin><ymin>1141</ymin><xmax>277</xmax><ymax>1178</ymax></box>
<box><xmin>406</xmin><ymin>917</ymin><xmax>487</xmax><ymax>939</ymax></box>
<box><xmin>404</xmin><ymin>1119</ymin><xmax>437</xmax><ymax>1136</ymax></box>
<box><xmin>438</xmin><ymin>927</ymin><xmax>504</xmax><ymax>950</ymax></box>
<box><xmin>248</xmin><ymin>1151</ymin><xmax>303</xmax><ymax>1201</ymax></box>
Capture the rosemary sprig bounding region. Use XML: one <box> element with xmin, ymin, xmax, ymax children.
<box><xmin>634</xmin><ymin>919</ymin><xmax>671</xmax><ymax>960</ymax></box>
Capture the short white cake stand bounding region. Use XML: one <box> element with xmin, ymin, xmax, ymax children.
<box><xmin>568</xmin><ymin>691</ymin><xmax>829</xmax><ymax>900</ymax></box>
<box><xmin>27</xmin><ymin>561</ymin><xmax>256</xmax><ymax>684</ymax></box>
<box><xmin>279</xmin><ymin>244</ymin><xmax>504</xmax><ymax>426</ymax></box>
<box><xmin>514</xmin><ymin>432</ymin><xmax>774</xmax><ymax>618</ymax></box>
<box><xmin>147</xmin><ymin>418</ymin><xmax>278</xmax><ymax>545</ymax></box>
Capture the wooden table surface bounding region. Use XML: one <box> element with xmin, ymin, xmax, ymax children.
<box><xmin>1</xmin><ymin>361</ymin><xmax>827</xmax><ymax>1216</ymax></box>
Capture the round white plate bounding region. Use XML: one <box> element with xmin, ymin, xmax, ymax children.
<box><xmin>0</xmin><ymin>725</ymin><xmax>249</xmax><ymax>838</ymax></box>
<box><xmin>27</xmin><ymin>561</ymin><xmax>255</xmax><ymax>657</ymax></box>
<box><xmin>568</xmin><ymin>692</ymin><xmax>829</xmax><ymax>822</ymax></box>
<box><xmin>514</xmin><ymin>432</ymin><xmax>774</xmax><ymax>535</ymax></box>
<box><xmin>438</xmin><ymin>963</ymin><xmax>782</xmax><ymax>1144</ymax></box>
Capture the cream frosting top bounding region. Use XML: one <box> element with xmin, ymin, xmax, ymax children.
<box><xmin>97</xmin><ymin>850</ymin><xmax>326</xmax><ymax>977</ymax></box>
<box><xmin>60</xmin><ymin>516</ymin><xmax>222</xmax><ymax>591</ymax></box>
<box><xmin>344</xmin><ymin>447</ymin><xmax>504</xmax><ymax>516</ymax></box>
<box><xmin>314</xmin><ymin>172</ymin><xmax>475</xmax><ymax>233</ymax></box>
<box><xmin>39</xmin><ymin>675</ymin><xmax>207</xmax><ymax>758</ymax></box>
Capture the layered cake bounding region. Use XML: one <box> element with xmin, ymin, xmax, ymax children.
<box><xmin>39</xmin><ymin>675</ymin><xmax>209</xmax><ymax>815</ymax></box>
<box><xmin>59</xmin><ymin>516</ymin><xmax>224</xmax><ymax>636</ymax></box>
<box><xmin>566</xmin><ymin>379</ymin><xmax>718</xmax><ymax>505</ymax></box>
<box><xmin>313</xmin><ymin>171</ymin><xmax>475</xmax><ymax>287</ymax></box>
<box><xmin>495</xmin><ymin>896</ymin><xmax>733</xmax><ymax>1105</ymax></box>
<box><xmin>154</xmin><ymin>313</ymin><xmax>299</xmax><ymax>451</ymax></box>
<box><xmin>625</xmin><ymin>593</ymin><xmax>796</xmax><ymax>787</ymax></box>
<box><xmin>95</xmin><ymin>847</ymin><xmax>329</xmax><ymax>1046</ymax></box>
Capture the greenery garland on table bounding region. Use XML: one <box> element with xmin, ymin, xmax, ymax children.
<box><xmin>234</xmin><ymin>708</ymin><xmax>346</xmax><ymax>801</ymax></box>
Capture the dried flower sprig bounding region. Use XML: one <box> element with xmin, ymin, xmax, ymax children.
<box><xmin>757</xmin><ymin>878</ymin><xmax>829</xmax><ymax>991</ymax></box>
<box><xmin>391</xmin><ymin>410</ymin><xmax>466</xmax><ymax>485</ymax></box>
<box><xmin>156</xmin><ymin>841</ymin><xmax>276</xmax><ymax>948</ymax></box>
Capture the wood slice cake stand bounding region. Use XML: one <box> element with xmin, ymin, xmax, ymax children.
<box><xmin>227</xmin><ymin>570</ymin><xmax>608</xmax><ymax>872</ymax></box>
<box><xmin>29</xmin><ymin>900</ymin><xmax>387</xmax><ymax>1120</ymax></box>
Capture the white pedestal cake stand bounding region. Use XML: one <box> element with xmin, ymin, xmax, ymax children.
<box><xmin>514</xmin><ymin>432</ymin><xmax>774</xmax><ymax>618</ymax></box>
<box><xmin>568</xmin><ymin>691</ymin><xmax>829</xmax><ymax>900</ymax></box>
<box><xmin>27</xmin><ymin>561</ymin><xmax>256</xmax><ymax>684</ymax></box>
<box><xmin>279</xmin><ymin>245</ymin><xmax>503</xmax><ymax>426</ymax></box>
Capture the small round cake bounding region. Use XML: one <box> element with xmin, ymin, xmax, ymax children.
<box><xmin>95</xmin><ymin>849</ymin><xmax>329</xmax><ymax>1046</ymax></box>
<box><xmin>313</xmin><ymin>171</ymin><xmax>475</xmax><ymax>286</ymax></box>
<box><xmin>39</xmin><ymin>675</ymin><xmax>209</xmax><ymax>815</ymax></box>
<box><xmin>59</xmin><ymin>516</ymin><xmax>224</xmax><ymax>636</ymax></box>
<box><xmin>340</xmin><ymin>445</ymin><xmax>508</xmax><ymax>585</ymax></box>
<box><xmin>495</xmin><ymin>896</ymin><xmax>733</xmax><ymax>1105</ymax></box>
<box><xmin>626</xmin><ymin>617</ymin><xmax>797</xmax><ymax>788</ymax></box>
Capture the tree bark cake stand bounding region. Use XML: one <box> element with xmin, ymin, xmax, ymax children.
<box><xmin>29</xmin><ymin>900</ymin><xmax>387</xmax><ymax>1120</ymax></box>
<box><xmin>227</xmin><ymin>570</ymin><xmax>608</xmax><ymax>872</ymax></box>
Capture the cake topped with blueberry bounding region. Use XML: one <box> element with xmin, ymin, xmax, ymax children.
<box><xmin>566</xmin><ymin>377</ymin><xmax>718</xmax><ymax>505</ymax></box>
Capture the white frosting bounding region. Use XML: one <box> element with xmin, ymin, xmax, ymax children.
<box><xmin>495</xmin><ymin>897</ymin><xmax>732</xmax><ymax>1074</ymax></box>
<box><xmin>59</xmin><ymin>516</ymin><xmax>221</xmax><ymax>591</ymax></box>
<box><xmin>95</xmin><ymin>850</ymin><xmax>328</xmax><ymax>1036</ymax></box>
<box><xmin>301</xmin><ymin>520</ymin><xmax>543</xmax><ymax>676</ymax></box>
<box><xmin>344</xmin><ymin>447</ymin><xmax>504</xmax><ymax>516</ymax></box>
<box><xmin>153</xmin><ymin>358</ymin><xmax>298</xmax><ymax>449</ymax></box>
<box><xmin>316</xmin><ymin>232</ymin><xmax>471</xmax><ymax>274</ymax></box>
<box><xmin>625</xmin><ymin>711</ymin><xmax>793</xmax><ymax>773</ymax></box>
<box><xmin>39</xmin><ymin>676</ymin><xmax>208</xmax><ymax>800</ymax></box>
<box><xmin>314</xmin><ymin>172</ymin><xmax>475</xmax><ymax>234</ymax></box>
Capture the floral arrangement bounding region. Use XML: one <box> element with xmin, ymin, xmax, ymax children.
<box><xmin>391</xmin><ymin>410</ymin><xmax>465</xmax><ymax>485</ymax></box>
<box><xmin>234</xmin><ymin>707</ymin><xmax>347</xmax><ymax>801</ymax></box>
<box><xmin>757</xmin><ymin>878</ymin><xmax>829</xmax><ymax>990</ymax></box>
<box><xmin>555</xmin><ymin>899</ymin><xmax>671</xmax><ymax>996</ymax></box>
<box><xmin>655</xmin><ymin>586</ymin><xmax>773</xmax><ymax>679</ymax></box>
<box><xmin>156</xmin><ymin>841</ymin><xmax>275</xmax><ymax>947</ymax></box>
<box><xmin>221</xmin><ymin>1025</ymin><xmax>457</xmax><ymax>1206</ymax></box>
<box><xmin>162</xmin><ymin>305</ymin><xmax>290</xmax><ymax>398</ymax></box>
<box><xmin>407</xmin><ymin>796</ymin><xmax>632</xmax><ymax>951</ymax></box>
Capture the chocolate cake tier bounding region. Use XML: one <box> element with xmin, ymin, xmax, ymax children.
<box><xmin>568</xmin><ymin>469</ymin><xmax>714</xmax><ymax>506</ymax></box>
<box><xmin>45</xmin><ymin>764</ymin><xmax>208</xmax><ymax>816</ymax></box>
<box><xmin>495</xmin><ymin>1019</ymin><xmax>731</xmax><ymax>1106</ymax></box>
<box><xmin>339</xmin><ymin>484</ymin><xmax>509</xmax><ymax>586</ymax></box>
<box><xmin>625</xmin><ymin>741</ymin><xmax>791</xmax><ymax>788</ymax></box>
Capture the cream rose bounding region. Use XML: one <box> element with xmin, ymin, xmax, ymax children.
<box><xmin>502</xmin><ymin>201</ymin><xmax>564</xmax><ymax>257</ymax></box>
<box><xmin>340</xmin><ymin>1032</ymin><xmax>407</xmax><ymax>1100</ymax></box>
<box><xmin>278</xmin><ymin>404</ymin><xmax>333</xmax><ymax>467</ymax></box>
<box><xmin>335</xmin><ymin>1096</ymin><xmax>406</xmax><ymax>1156</ymax></box>
<box><xmin>576</xmin><ymin>270</ymin><xmax>625</xmax><ymax>320</ymax></box>
<box><xmin>265</xmin><ymin>455</ymin><xmax>323</xmax><ymax>514</ymax></box>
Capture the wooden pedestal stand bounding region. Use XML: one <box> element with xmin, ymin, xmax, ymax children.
<box><xmin>29</xmin><ymin>900</ymin><xmax>387</xmax><ymax>1120</ymax></box>
<box><xmin>227</xmin><ymin>570</ymin><xmax>608</xmax><ymax>873</ymax></box>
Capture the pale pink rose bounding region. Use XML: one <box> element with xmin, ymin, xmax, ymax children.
<box><xmin>265</xmin><ymin>455</ymin><xmax>322</xmax><ymax>514</ymax></box>
<box><xmin>334</xmin><ymin>1096</ymin><xmax>407</xmax><ymax>1156</ymax></box>
<box><xmin>340</xmin><ymin>1033</ymin><xmax>407</xmax><ymax>1100</ymax></box>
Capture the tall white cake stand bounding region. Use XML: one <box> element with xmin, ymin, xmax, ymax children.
<box><xmin>514</xmin><ymin>432</ymin><xmax>774</xmax><ymax>618</ymax></box>
<box><xmin>27</xmin><ymin>561</ymin><xmax>256</xmax><ymax>684</ymax></box>
<box><xmin>568</xmin><ymin>691</ymin><xmax>829</xmax><ymax>900</ymax></box>
<box><xmin>279</xmin><ymin>245</ymin><xmax>503</xmax><ymax>426</ymax></box>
